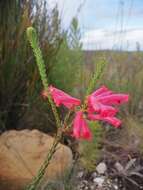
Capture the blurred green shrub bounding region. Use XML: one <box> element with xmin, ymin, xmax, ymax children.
<box><xmin>49</xmin><ymin>17</ymin><xmax>84</xmax><ymax>94</ymax></box>
<box><xmin>79</xmin><ymin>121</ymin><xmax>104</xmax><ymax>171</ymax></box>
<box><xmin>0</xmin><ymin>1</ymin><xmax>83</xmax><ymax>132</ymax></box>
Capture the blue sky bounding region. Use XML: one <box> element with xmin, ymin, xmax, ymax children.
<box><xmin>48</xmin><ymin>0</ymin><xmax>143</xmax><ymax>51</ymax></box>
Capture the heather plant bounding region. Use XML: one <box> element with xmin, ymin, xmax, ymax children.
<box><xmin>26</xmin><ymin>26</ymin><xmax>129</xmax><ymax>190</ymax></box>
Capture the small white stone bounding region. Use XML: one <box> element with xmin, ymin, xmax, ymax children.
<box><xmin>96</xmin><ymin>162</ymin><xmax>107</xmax><ymax>174</ymax></box>
<box><xmin>114</xmin><ymin>162</ymin><xmax>124</xmax><ymax>172</ymax></box>
<box><xmin>113</xmin><ymin>184</ymin><xmax>118</xmax><ymax>190</ymax></box>
<box><xmin>93</xmin><ymin>177</ymin><xmax>105</xmax><ymax>187</ymax></box>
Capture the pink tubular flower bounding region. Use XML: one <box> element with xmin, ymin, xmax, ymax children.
<box><xmin>73</xmin><ymin>111</ymin><xmax>92</xmax><ymax>140</ymax></box>
<box><xmin>42</xmin><ymin>84</ymin><xmax>129</xmax><ymax>139</ymax></box>
<box><xmin>88</xmin><ymin>102</ymin><xmax>118</xmax><ymax>116</ymax></box>
<box><xmin>88</xmin><ymin>114</ymin><xmax>121</xmax><ymax>128</ymax></box>
<box><xmin>42</xmin><ymin>86</ymin><xmax>81</xmax><ymax>109</ymax></box>
<box><xmin>87</xmin><ymin>85</ymin><xmax>129</xmax><ymax>117</ymax></box>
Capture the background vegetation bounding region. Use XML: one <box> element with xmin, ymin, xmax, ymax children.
<box><xmin>0</xmin><ymin>0</ymin><xmax>83</xmax><ymax>133</ymax></box>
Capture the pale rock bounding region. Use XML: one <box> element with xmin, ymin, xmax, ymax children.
<box><xmin>0</xmin><ymin>130</ymin><xmax>73</xmax><ymax>190</ymax></box>
<box><xmin>96</xmin><ymin>162</ymin><xmax>107</xmax><ymax>174</ymax></box>
<box><xmin>113</xmin><ymin>184</ymin><xmax>119</xmax><ymax>190</ymax></box>
<box><xmin>114</xmin><ymin>162</ymin><xmax>124</xmax><ymax>172</ymax></box>
<box><xmin>93</xmin><ymin>177</ymin><xmax>105</xmax><ymax>187</ymax></box>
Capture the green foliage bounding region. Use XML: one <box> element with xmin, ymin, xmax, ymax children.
<box><xmin>0</xmin><ymin>0</ymin><xmax>30</xmax><ymax>130</ymax></box>
<box><xmin>86</xmin><ymin>57</ymin><xmax>107</xmax><ymax>95</ymax></box>
<box><xmin>27</xmin><ymin>27</ymin><xmax>48</xmax><ymax>88</ymax></box>
<box><xmin>0</xmin><ymin>1</ymin><xmax>83</xmax><ymax>131</ymax></box>
<box><xmin>79</xmin><ymin>121</ymin><xmax>104</xmax><ymax>171</ymax></box>
<box><xmin>48</xmin><ymin>17</ymin><xmax>83</xmax><ymax>94</ymax></box>
<box><xmin>27</xmin><ymin>27</ymin><xmax>62</xmax><ymax>130</ymax></box>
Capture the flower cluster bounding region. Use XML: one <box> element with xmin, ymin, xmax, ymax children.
<box><xmin>42</xmin><ymin>85</ymin><xmax>129</xmax><ymax>140</ymax></box>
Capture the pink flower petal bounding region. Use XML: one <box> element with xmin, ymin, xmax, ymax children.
<box><xmin>88</xmin><ymin>97</ymin><xmax>118</xmax><ymax>116</ymax></box>
<box><xmin>44</xmin><ymin>86</ymin><xmax>81</xmax><ymax>109</ymax></box>
<box><xmin>91</xmin><ymin>85</ymin><xmax>111</xmax><ymax>96</ymax></box>
<box><xmin>96</xmin><ymin>94</ymin><xmax>129</xmax><ymax>105</ymax></box>
<box><xmin>90</xmin><ymin>94</ymin><xmax>118</xmax><ymax>112</ymax></box>
<box><xmin>87</xmin><ymin>86</ymin><xmax>129</xmax><ymax>117</ymax></box>
<box><xmin>88</xmin><ymin>114</ymin><xmax>121</xmax><ymax>128</ymax></box>
<box><xmin>94</xmin><ymin>103</ymin><xmax>118</xmax><ymax>117</ymax></box>
<box><xmin>73</xmin><ymin>111</ymin><xmax>92</xmax><ymax>140</ymax></box>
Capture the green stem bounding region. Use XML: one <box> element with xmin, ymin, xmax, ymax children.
<box><xmin>26</xmin><ymin>27</ymin><xmax>63</xmax><ymax>190</ymax></box>
<box><xmin>63</xmin><ymin>110</ymin><xmax>72</xmax><ymax>126</ymax></box>
<box><xmin>25</xmin><ymin>133</ymin><xmax>62</xmax><ymax>190</ymax></box>
<box><xmin>26</xmin><ymin>27</ymin><xmax>61</xmax><ymax>129</ymax></box>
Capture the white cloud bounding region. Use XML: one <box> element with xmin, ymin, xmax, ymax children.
<box><xmin>47</xmin><ymin>0</ymin><xmax>83</xmax><ymax>28</ymax></box>
<box><xmin>46</xmin><ymin>1</ymin><xmax>143</xmax><ymax>51</ymax></box>
<box><xmin>81</xmin><ymin>28</ymin><xmax>143</xmax><ymax>51</ymax></box>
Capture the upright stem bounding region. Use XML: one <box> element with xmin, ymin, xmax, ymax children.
<box><xmin>25</xmin><ymin>132</ymin><xmax>62</xmax><ymax>190</ymax></box>
<box><xmin>26</xmin><ymin>27</ymin><xmax>63</xmax><ymax>190</ymax></box>
<box><xmin>64</xmin><ymin>110</ymin><xmax>72</xmax><ymax>126</ymax></box>
<box><xmin>26</xmin><ymin>27</ymin><xmax>61</xmax><ymax>129</ymax></box>
<box><xmin>86</xmin><ymin>58</ymin><xmax>106</xmax><ymax>95</ymax></box>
